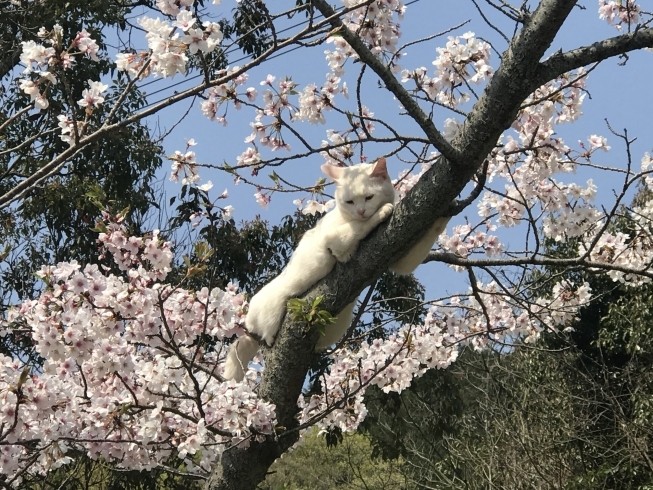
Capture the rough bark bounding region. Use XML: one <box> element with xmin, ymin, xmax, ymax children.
<box><xmin>204</xmin><ymin>1</ymin><xmax>653</xmax><ymax>488</ymax></box>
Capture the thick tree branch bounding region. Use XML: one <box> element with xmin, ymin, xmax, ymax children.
<box><xmin>535</xmin><ymin>27</ymin><xmax>653</xmax><ymax>85</ymax></box>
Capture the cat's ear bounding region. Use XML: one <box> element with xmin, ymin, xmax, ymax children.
<box><xmin>370</xmin><ymin>157</ymin><xmax>389</xmax><ymax>180</ymax></box>
<box><xmin>321</xmin><ymin>163</ymin><xmax>344</xmax><ymax>181</ymax></box>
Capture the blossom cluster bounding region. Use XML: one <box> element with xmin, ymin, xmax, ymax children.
<box><xmin>201</xmin><ymin>67</ymin><xmax>253</xmax><ymax>126</ymax></box>
<box><xmin>157</xmin><ymin>0</ymin><xmax>194</xmax><ymax>16</ymax></box>
<box><xmin>233</xmin><ymin>72</ymin><xmax>351</xmax><ymax>178</ymax></box>
<box><xmin>170</xmin><ymin>147</ymin><xmax>200</xmax><ymax>186</ymax></box>
<box><xmin>168</xmin><ymin>140</ymin><xmax>219</xmax><ymax>201</ymax></box>
<box><xmin>401</xmin><ymin>31</ymin><xmax>492</xmax><ymax>108</ymax></box>
<box><xmin>19</xmin><ymin>26</ymin><xmax>100</xmax><ymax>111</ymax></box>
<box><xmin>466</xmin><ymin>69</ymin><xmax>597</xmax><ymax>251</ymax></box>
<box><xmin>97</xmin><ymin>216</ymin><xmax>173</xmax><ymax>282</ymax></box>
<box><xmin>300</xmin><ymin>278</ymin><xmax>591</xmax><ymax>433</ymax></box>
<box><xmin>0</xmin><ymin>219</ymin><xmax>275</xmax><ymax>486</ymax></box>
<box><xmin>319</xmin><ymin>113</ymin><xmax>374</xmax><ymax>166</ymax></box>
<box><xmin>56</xmin><ymin>114</ymin><xmax>84</xmax><ymax>146</ymax></box>
<box><xmin>598</xmin><ymin>0</ymin><xmax>641</xmax><ymax>30</ymax></box>
<box><xmin>573</xmin><ymin>153</ymin><xmax>653</xmax><ymax>285</ymax></box>
<box><xmin>293</xmin><ymin>73</ymin><xmax>349</xmax><ymax>125</ymax></box>
<box><xmin>18</xmin><ymin>24</ymin><xmax>109</xmax><ymax>147</ymax></box>
<box><xmin>293</xmin><ymin>197</ymin><xmax>336</xmax><ymax>216</ymax></box>
<box><xmin>332</xmin><ymin>0</ymin><xmax>407</xmax><ymax>74</ymax></box>
<box><xmin>299</xmin><ymin>314</ymin><xmax>462</xmax><ymax>432</ymax></box>
<box><xmin>78</xmin><ymin>80</ymin><xmax>109</xmax><ymax>109</ymax></box>
<box><xmin>129</xmin><ymin>12</ymin><xmax>223</xmax><ymax>79</ymax></box>
<box><xmin>254</xmin><ymin>190</ymin><xmax>271</xmax><ymax>208</ymax></box>
<box><xmin>440</xmin><ymin>223</ymin><xmax>503</xmax><ymax>259</ymax></box>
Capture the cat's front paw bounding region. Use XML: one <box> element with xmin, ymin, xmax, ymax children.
<box><xmin>377</xmin><ymin>203</ymin><xmax>394</xmax><ymax>221</ymax></box>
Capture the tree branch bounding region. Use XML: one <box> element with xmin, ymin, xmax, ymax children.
<box><xmin>311</xmin><ymin>0</ymin><xmax>463</xmax><ymax>164</ymax></box>
<box><xmin>535</xmin><ymin>26</ymin><xmax>653</xmax><ymax>85</ymax></box>
<box><xmin>423</xmin><ymin>252</ymin><xmax>653</xmax><ymax>279</ymax></box>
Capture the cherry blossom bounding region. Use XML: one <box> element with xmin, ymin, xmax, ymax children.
<box><xmin>116</xmin><ymin>52</ymin><xmax>149</xmax><ymax>78</ymax></box>
<box><xmin>77</xmin><ymin>80</ymin><xmax>108</xmax><ymax>108</ymax></box>
<box><xmin>19</xmin><ymin>40</ymin><xmax>56</xmax><ymax>74</ymax></box>
<box><xmin>588</xmin><ymin>134</ymin><xmax>611</xmax><ymax>151</ymax></box>
<box><xmin>254</xmin><ymin>191</ymin><xmax>271</xmax><ymax>208</ymax></box>
<box><xmin>56</xmin><ymin>114</ymin><xmax>84</xmax><ymax>145</ymax></box>
<box><xmin>401</xmin><ymin>31</ymin><xmax>492</xmax><ymax>107</ymax></box>
<box><xmin>18</xmin><ymin>25</ymin><xmax>102</xmax><ymax>113</ymax></box>
<box><xmin>0</xmin><ymin>215</ymin><xmax>279</xmax><ymax>485</ymax></box>
<box><xmin>599</xmin><ymin>0</ymin><xmax>641</xmax><ymax>30</ymax></box>
<box><xmin>169</xmin><ymin>149</ymin><xmax>200</xmax><ymax>185</ymax></box>
<box><xmin>72</xmin><ymin>29</ymin><xmax>100</xmax><ymax>61</ymax></box>
<box><xmin>222</xmin><ymin>205</ymin><xmax>235</xmax><ymax>220</ymax></box>
<box><xmin>302</xmin><ymin>199</ymin><xmax>336</xmax><ymax>216</ymax></box>
<box><xmin>237</xmin><ymin>147</ymin><xmax>262</xmax><ymax>169</ymax></box>
<box><xmin>157</xmin><ymin>0</ymin><xmax>193</xmax><ymax>16</ymax></box>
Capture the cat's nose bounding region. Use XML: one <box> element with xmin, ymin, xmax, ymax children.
<box><xmin>357</xmin><ymin>209</ymin><xmax>366</xmax><ymax>216</ymax></box>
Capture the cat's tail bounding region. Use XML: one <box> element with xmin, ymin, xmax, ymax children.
<box><xmin>223</xmin><ymin>335</ymin><xmax>260</xmax><ymax>382</ymax></box>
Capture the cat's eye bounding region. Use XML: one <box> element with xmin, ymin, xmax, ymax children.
<box><xmin>346</xmin><ymin>200</ymin><xmax>354</xmax><ymax>204</ymax></box>
<box><xmin>365</xmin><ymin>195</ymin><xmax>374</xmax><ymax>201</ymax></box>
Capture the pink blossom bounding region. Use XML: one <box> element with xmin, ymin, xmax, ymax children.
<box><xmin>588</xmin><ymin>134</ymin><xmax>611</xmax><ymax>151</ymax></box>
<box><xmin>72</xmin><ymin>30</ymin><xmax>100</xmax><ymax>61</ymax></box>
<box><xmin>260</xmin><ymin>74</ymin><xmax>276</xmax><ymax>86</ymax></box>
<box><xmin>254</xmin><ymin>191</ymin><xmax>270</xmax><ymax>208</ymax></box>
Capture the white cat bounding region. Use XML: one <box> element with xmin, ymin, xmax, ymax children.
<box><xmin>224</xmin><ymin>158</ymin><xmax>396</xmax><ymax>381</ymax></box>
<box><xmin>223</xmin><ymin>158</ymin><xmax>452</xmax><ymax>381</ymax></box>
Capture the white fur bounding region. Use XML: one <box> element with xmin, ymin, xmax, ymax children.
<box><xmin>223</xmin><ymin>335</ymin><xmax>260</xmax><ymax>382</ymax></box>
<box><xmin>224</xmin><ymin>159</ymin><xmax>396</xmax><ymax>381</ymax></box>
<box><xmin>389</xmin><ymin>216</ymin><xmax>451</xmax><ymax>275</ymax></box>
<box><xmin>315</xmin><ymin>300</ymin><xmax>357</xmax><ymax>350</ymax></box>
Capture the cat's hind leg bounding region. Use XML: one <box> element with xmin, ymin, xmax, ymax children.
<box><xmin>315</xmin><ymin>300</ymin><xmax>357</xmax><ymax>350</ymax></box>
<box><xmin>390</xmin><ymin>216</ymin><xmax>451</xmax><ymax>275</ymax></box>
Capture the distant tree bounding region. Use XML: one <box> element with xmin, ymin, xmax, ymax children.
<box><xmin>261</xmin><ymin>429</ymin><xmax>410</xmax><ymax>490</ymax></box>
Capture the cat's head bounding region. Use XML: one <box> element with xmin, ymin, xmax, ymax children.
<box><xmin>321</xmin><ymin>157</ymin><xmax>395</xmax><ymax>221</ymax></box>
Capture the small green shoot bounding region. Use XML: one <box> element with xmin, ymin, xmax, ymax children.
<box><xmin>286</xmin><ymin>295</ymin><xmax>336</xmax><ymax>336</ymax></box>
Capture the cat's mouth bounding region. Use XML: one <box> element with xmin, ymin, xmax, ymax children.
<box><xmin>353</xmin><ymin>212</ymin><xmax>372</xmax><ymax>220</ymax></box>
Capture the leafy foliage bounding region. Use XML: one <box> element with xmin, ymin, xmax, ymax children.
<box><xmin>261</xmin><ymin>429</ymin><xmax>410</xmax><ymax>490</ymax></box>
<box><xmin>19</xmin><ymin>453</ymin><xmax>204</xmax><ymax>490</ymax></box>
<box><xmin>219</xmin><ymin>0</ymin><xmax>273</xmax><ymax>59</ymax></box>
